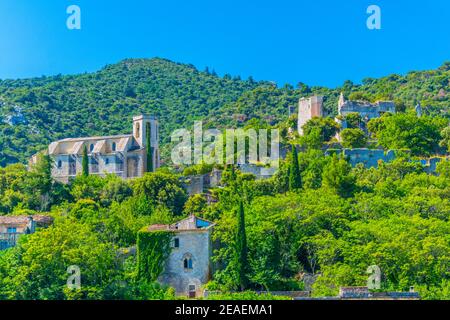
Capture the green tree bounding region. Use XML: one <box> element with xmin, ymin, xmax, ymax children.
<box><xmin>376</xmin><ymin>113</ymin><xmax>447</xmax><ymax>156</ymax></box>
<box><xmin>289</xmin><ymin>145</ymin><xmax>302</xmax><ymax>191</ymax></box>
<box><xmin>340</xmin><ymin>128</ymin><xmax>368</xmax><ymax>148</ymax></box>
<box><xmin>146</xmin><ymin>123</ymin><xmax>154</xmax><ymax>173</ymax></box>
<box><xmin>82</xmin><ymin>145</ymin><xmax>89</xmax><ymax>177</ymax></box>
<box><xmin>344</xmin><ymin>113</ymin><xmax>362</xmax><ymax>129</ymax></box>
<box><xmin>132</xmin><ymin>172</ymin><xmax>187</xmax><ymax>215</ymax></box>
<box><xmin>322</xmin><ymin>154</ymin><xmax>355</xmax><ymax>198</ymax></box>
<box><xmin>30</xmin><ymin>153</ymin><xmax>54</xmax><ymax>211</ymax></box>
<box><xmin>236</xmin><ymin>201</ymin><xmax>249</xmax><ymax>291</ymax></box>
<box><xmin>302</xmin><ymin>117</ymin><xmax>340</xmax><ymax>144</ymax></box>
<box><xmin>0</xmin><ymin>218</ymin><xmax>117</xmax><ymax>300</ymax></box>
<box><xmin>439</xmin><ymin>126</ymin><xmax>450</xmax><ymax>152</ymax></box>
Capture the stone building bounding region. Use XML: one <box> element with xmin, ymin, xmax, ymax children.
<box><xmin>298</xmin><ymin>96</ymin><xmax>324</xmax><ymax>135</ymax></box>
<box><xmin>337</xmin><ymin>92</ymin><xmax>395</xmax><ymax>126</ymax></box>
<box><xmin>34</xmin><ymin>115</ymin><xmax>160</xmax><ymax>183</ymax></box>
<box><xmin>146</xmin><ymin>215</ymin><xmax>215</xmax><ymax>298</ymax></box>
<box><xmin>0</xmin><ymin>215</ymin><xmax>53</xmax><ymax>250</ymax></box>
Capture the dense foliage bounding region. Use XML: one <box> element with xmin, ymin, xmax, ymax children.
<box><xmin>0</xmin><ymin>58</ymin><xmax>450</xmax><ymax>300</ymax></box>
<box><xmin>1</xmin><ymin>58</ymin><xmax>450</xmax><ymax>166</ymax></box>
<box><xmin>137</xmin><ymin>230</ymin><xmax>173</xmax><ymax>281</ymax></box>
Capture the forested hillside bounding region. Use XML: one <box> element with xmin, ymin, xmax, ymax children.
<box><xmin>1</xmin><ymin>58</ymin><xmax>450</xmax><ymax>166</ymax></box>
<box><xmin>1</xmin><ymin>58</ymin><xmax>450</xmax><ymax>300</ymax></box>
<box><xmin>0</xmin><ymin>58</ymin><xmax>261</xmax><ymax>166</ymax></box>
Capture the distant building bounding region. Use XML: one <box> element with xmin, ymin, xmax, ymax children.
<box><xmin>144</xmin><ymin>215</ymin><xmax>215</xmax><ymax>298</ymax></box>
<box><xmin>298</xmin><ymin>96</ymin><xmax>324</xmax><ymax>135</ymax></box>
<box><xmin>337</xmin><ymin>92</ymin><xmax>395</xmax><ymax>124</ymax></box>
<box><xmin>415</xmin><ymin>102</ymin><xmax>423</xmax><ymax>117</ymax></box>
<box><xmin>0</xmin><ymin>215</ymin><xmax>53</xmax><ymax>250</ymax></box>
<box><xmin>183</xmin><ymin>169</ymin><xmax>223</xmax><ymax>196</ymax></box>
<box><xmin>31</xmin><ymin>115</ymin><xmax>160</xmax><ymax>183</ymax></box>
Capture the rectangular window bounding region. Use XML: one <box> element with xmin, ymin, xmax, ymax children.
<box><xmin>7</xmin><ymin>227</ymin><xmax>17</xmax><ymax>233</ymax></box>
<box><xmin>174</xmin><ymin>238</ymin><xmax>180</xmax><ymax>248</ymax></box>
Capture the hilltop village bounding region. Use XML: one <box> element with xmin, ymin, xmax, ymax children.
<box><xmin>1</xmin><ymin>88</ymin><xmax>448</xmax><ymax>300</ymax></box>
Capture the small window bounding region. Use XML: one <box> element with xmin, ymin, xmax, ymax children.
<box><xmin>112</xmin><ymin>142</ymin><xmax>117</xmax><ymax>152</ymax></box>
<box><xmin>105</xmin><ymin>158</ymin><xmax>110</xmax><ymax>165</ymax></box>
<box><xmin>7</xmin><ymin>227</ymin><xmax>16</xmax><ymax>234</ymax></box>
<box><xmin>57</xmin><ymin>160</ymin><xmax>62</xmax><ymax>169</ymax></box>
<box><xmin>174</xmin><ymin>238</ymin><xmax>180</xmax><ymax>248</ymax></box>
<box><xmin>90</xmin><ymin>144</ymin><xmax>95</xmax><ymax>152</ymax></box>
<box><xmin>184</xmin><ymin>258</ymin><xmax>193</xmax><ymax>270</ymax></box>
<box><xmin>135</xmin><ymin>123</ymin><xmax>140</xmax><ymax>139</ymax></box>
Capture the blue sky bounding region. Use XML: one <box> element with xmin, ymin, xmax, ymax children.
<box><xmin>0</xmin><ymin>0</ymin><xmax>449</xmax><ymax>87</ymax></box>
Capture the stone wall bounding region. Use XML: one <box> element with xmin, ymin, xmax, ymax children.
<box><xmin>339</xmin><ymin>101</ymin><xmax>395</xmax><ymax>119</ymax></box>
<box><xmin>159</xmin><ymin>229</ymin><xmax>213</xmax><ymax>297</ymax></box>
<box><xmin>238</xmin><ymin>163</ymin><xmax>277</xmax><ymax>179</ymax></box>
<box><xmin>325</xmin><ymin>148</ymin><xmax>397</xmax><ymax>168</ymax></box>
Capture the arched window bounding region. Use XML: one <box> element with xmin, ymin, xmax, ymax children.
<box><xmin>112</xmin><ymin>142</ymin><xmax>117</xmax><ymax>152</ymax></box>
<box><xmin>183</xmin><ymin>253</ymin><xmax>193</xmax><ymax>270</ymax></box>
<box><xmin>184</xmin><ymin>258</ymin><xmax>193</xmax><ymax>270</ymax></box>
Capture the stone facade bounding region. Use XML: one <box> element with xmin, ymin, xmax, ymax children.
<box><xmin>184</xmin><ymin>169</ymin><xmax>223</xmax><ymax>196</ymax></box>
<box><xmin>32</xmin><ymin>115</ymin><xmax>160</xmax><ymax>183</ymax></box>
<box><xmin>338</xmin><ymin>148</ymin><xmax>397</xmax><ymax>168</ymax></box>
<box><xmin>298</xmin><ymin>96</ymin><xmax>324</xmax><ymax>135</ymax></box>
<box><xmin>338</xmin><ymin>93</ymin><xmax>395</xmax><ymax>122</ymax></box>
<box><xmin>238</xmin><ymin>163</ymin><xmax>277</xmax><ymax>179</ymax></box>
<box><xmin>148</xmin><ymin>216</ymin><xmax>215</xmax><ymax>298</ymax></box>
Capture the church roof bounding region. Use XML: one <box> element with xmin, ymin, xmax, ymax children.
<box><xmin>59</xmin><ymin>134</ymin><xmax>133</xmax><ymax>143</ymax></box>
<box><xmin>48</xmin><ymin>135</ymin><xmax>134</xmax><ymax>155</ymax></box>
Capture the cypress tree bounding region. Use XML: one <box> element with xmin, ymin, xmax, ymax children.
<box><xmin>146</xmin><ymin>123</ymin><xmax>154</xmax><ymax>173</ymax></box>
<box><xmin>82</xmin><ymin>145</ymin><xmax>89</xmax><ymax>177</ymax></box>
<box><xmin>289</xmin><ymin>145</ymin><xmax>301</xmax><ymax>191</ymax></box>
<box><xmin>236</xmin><ymin>201</ymin><xmax>249</xmax><ymax>291</ymax></box>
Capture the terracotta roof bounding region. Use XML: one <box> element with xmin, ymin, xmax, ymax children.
<box><xmin>146</xmin><ymin>224</ymin><xmax>169</xmax><ymax>231</ymax></box>
<box><xmin>0</xmin><ymin>215</ymin><xmax>54</xmax><ymax>227</ymax></box>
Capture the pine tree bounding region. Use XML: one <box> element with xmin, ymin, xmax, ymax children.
<box><xmin>82</xmin><ymin>145</ymin><xmax>89</xmax><ymax>177</ymax></box>
<box><xmin>32</xmin><ymin>153</ymin><xmax>53</xmax><ymax>211</ymax></box>
<box><xmin>289</xmin><ymin>145</ymin><xmax>301</xmax><ymax>191</ymax></box>
<box><xmin>146</xmin><ymin>123</ymin><xmax>154</xmax><ymax>173</ymax></box>
<box><xmin>236</xmin><ymin>201</ymin><xmax>249</xmax><ymax>291</ymax></box>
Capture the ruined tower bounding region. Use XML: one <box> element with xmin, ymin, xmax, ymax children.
<box><xmin>298</xmin><ymin>95</ymin><xmax>324</xmax><ymax>135</ymax></box>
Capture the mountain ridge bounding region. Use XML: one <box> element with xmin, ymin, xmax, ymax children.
<box><xmin>0</xmin><ymin>57</ymin><xmax>449</xmax><ymax>166</ymax></box>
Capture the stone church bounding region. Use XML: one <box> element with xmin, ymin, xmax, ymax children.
<box><xmin>37</xmin><ymin>115</ymin><xmax>160</xmax><ymax>183</ymax></box>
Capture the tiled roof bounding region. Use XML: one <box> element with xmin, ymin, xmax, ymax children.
<box><xmin>146</xmin><ymin>224</ymin><xmax>169</xmax><ymax>231</ymax></box>
<box><xmin>0</xmin><ymin>215</ymin><xmax>54</xmax><ymax>227</ymax></box>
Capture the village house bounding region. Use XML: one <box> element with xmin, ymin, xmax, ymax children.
<box><xmin>30</xmin><ymin>114</ymin><xmax>160</xmax><ymax>183</ymax></box>
<box><xmin>144</xmin><ymin>215</ymin><xmax>215</xmax><ymax>298</ymax></box>
<box><xmin>0</xmin><ymin>215</ymin><xmax>54</xmax><ymax>250</ymax></box>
